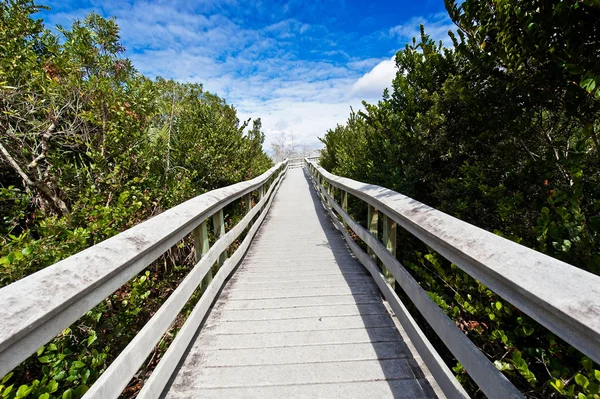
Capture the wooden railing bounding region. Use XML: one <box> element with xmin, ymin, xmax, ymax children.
<box><xmin>289</xmin><ymin>156</ymin><xmax>318</xmax><ymax>169</ymax></box>
<box><xmin>305</xmin><ymin>158</ymin><xmax>600</xmax><ymax>399</ymax></box>
<box><xmin>0</xmin><ymin>161</ymin><xmax>289</xmax><ymax>398</ymax></box>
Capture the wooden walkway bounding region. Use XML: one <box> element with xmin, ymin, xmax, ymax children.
<box><xmin>4</xmin><ymin>160</ymin><xmax>597</xmax><ymax>399</ymax></box>
<box><xmin>163</xmin><ymin>168</ymin><xmax>438</xmax><ymax>398</ymax></box>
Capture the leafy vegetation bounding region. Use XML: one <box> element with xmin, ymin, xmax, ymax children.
<box><xmin>0</xmin><ymin>1</ymin><xmax>271</xmax><ymax>397</ymax></box>
<box><xmin>320</xmin><ymin>0</ymin><xmax>600</xmax><ymax>397</ymax></box>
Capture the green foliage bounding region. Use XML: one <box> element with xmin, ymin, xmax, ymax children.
<box><xmin>320</xmin><ymin>1</ymin><xmax>600</xmax><ymax>396</ymax></box>
<box><xmin>0</xmin><ymin>1</ymin><xmax>273</xmax><ymax>397</ymax></box>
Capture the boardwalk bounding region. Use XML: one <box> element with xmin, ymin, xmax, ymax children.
<box><xmin>164</xmin><ymin>168</ymin><xmax>437</xmax><ymax>398</ymax></box>
<box><xmin>3</xmin><ymin>160</ymin><xmax>597</xmax><ymax>399</ymax></box>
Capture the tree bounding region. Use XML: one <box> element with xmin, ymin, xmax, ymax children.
<box><xmin>320</xmin><ymin>4</ymin><xmax>600</xmax><ymax>395</ymax></box>
<box><xmin>0</xmin><ymin>4</ymin><xmax>274</xmax><ymax>397</ymax></box>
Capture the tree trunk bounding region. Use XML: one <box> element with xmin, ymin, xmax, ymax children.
<box><xmin>0</xmin><ymin>141</ymin><xmax>70</xmax><ymax>216</ymax></box>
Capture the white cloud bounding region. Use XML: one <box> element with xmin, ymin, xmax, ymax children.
<box><xmin>350</xmin><ymin>57</ymin><xmax>396</xmax><ymax>98</ymax></box>
<box><xmin>390</xmin><ymin>12</ymin><xmax>456</xmax><ymax>46</ymax></box>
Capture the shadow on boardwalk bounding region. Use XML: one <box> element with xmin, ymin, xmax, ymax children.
<box><xmin>302</xmin><ymin>168</ymin><xmax>437</xmax><ymax>398</ymax></box>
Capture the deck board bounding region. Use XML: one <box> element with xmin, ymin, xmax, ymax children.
<box><xmin>163</xmin><ymin>168</ymin><xmax>437</xmax><ymax>398</ymax></box>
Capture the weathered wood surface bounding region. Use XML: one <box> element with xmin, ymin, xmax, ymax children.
<box><xmin>0</xmin><ymin>162</ymin><xmax>286</xmax><ymax>378</ymax></box>
<box><xmin>163</xmin><ymin>168</ymin><xmax>437</xmax><ymax>399</ymax></box>
<box><xmin>307</xmin><ymin>160</ymin><xmax>600</xmax><ymax>366</ymax></box>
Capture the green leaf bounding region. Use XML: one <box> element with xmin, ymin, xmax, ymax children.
<box><xmin>588</xmin><ymin>382</ymin><xmax>600</xmax><ymax>394</ymax></box>
<box><xmin>582</xmin><ymin>357</ymin><xmax>593</xmax><ymax>370</ymax></box>
<box><xmin>39</xmin><ymin>394</ymin><xmax>49</xmax><ymax>399</ymax></box>
<box><xmin>549</xmin><ymin>378</ymin><xmax>564</xmax><ymax>393</ymax></box>
<box><xmin>3</xmin><ymin>385</ymin><xmax>14</xmax><ymax>397</ymax></box>
<box><xmin>37</xmin><ymin>346</ymin><xmax>45</xmax><ymax>356</ymax></box>
<box><xmin>21</xmin><ymin>247</ymin><xmax>32</xmax><ymax>256</ymax></box>
<box><xmin>581</xmin><ymin>77</ymin><xmax>596</xmax><ymax>92</ymax></box>
<box><xmin>62</xmin><ymin>389</ymin><xmax>73</xmax><ymax>399</ymax></box>
<box><xmin>38</xmin><ymin>356</ymin><xmax>52</xmax><ymax>363</ymax></box>
<box><xmin>1</xmin><ymin>373</ymin><xmax>13</xmax><ymax>384</ymax></box>
<box><xmin>594</xmin><ymin>369</ymin><xmax>600</xmax><ymax>382</ymax></box>
<box><xmin>495</xmin><ymin>301</ymin><xmax>503</xmax><ymax>310</ymax></box>
<box><xmin>16</xmin><ymin>385</ymin><xmax>31</xmax><ymax>398</ymax></box>
<box><xmin>71</xmin><ymin>361</ymin><xmax>85</xmax><ymax>369</ymax></box>
<box><xmin>47</xmin><ymin>380</ymin><xmax>58</xmax><ymax>393</ymax></box>
<box><xmin>87</xmin><ymin>332</ymin><xmax>97</xmax><ymax>347</ymax></box>
<box><xmin>494</xmin><ymin>360</ymin><xmax>514</xmax><ymax>371</ymax></box>
<box><xmin>575</xmin><ymin>373</ymin><xmax>589</xmax><ymax>388</ymax></box>
<box><xmin>73</xmin><ymin>385</ymin><xmax>89</xmax><ymax>397</ymax></box>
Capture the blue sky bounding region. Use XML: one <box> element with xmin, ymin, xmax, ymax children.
<box><xmin>39</xmin><ymin>0</ymin><xmax>456</xmax><ymax>149</ymax></box>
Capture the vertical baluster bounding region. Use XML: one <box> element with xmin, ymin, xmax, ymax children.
<box><xmin>382</xmin><ymin>214</ymin><xmax>397</xmax><ymax>288</ymax></box>
<box><xmin>367</xmin><ymin>205</ymin><xmax>378</xmax><ymax>261</ymax></box>
<box><xmin>193</xmin><ymin>220</ymin><xmax>211</xmax><ymax>290</ymax></box>
<box><xmin>213</xmin><ymin>209</ymin><xmax>227</xmax><ymax>270</ymax></box>
<box><xmin>342</xmin><ymin>190</ymin><xmax>348</xmax><ymax>212</ymax></box>
<box><xmin>244</xmin><ymin>193</ymin><xmax>252</xmax><ymax>213</ymax></box>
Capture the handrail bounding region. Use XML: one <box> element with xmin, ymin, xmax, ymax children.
<box><xmin>306</xmin><ymin>158</ymin><xmax>600</xmax><ymax>398</ymax></box>
<box><xmin>137</xmin><ymin>165</ymin><xmax>285</xmax><ymax>399</ymax></box>
<box><xmin>0</xmin><ymin>160</ymin><xmax>288</xmax><ymax>379</ymax></box>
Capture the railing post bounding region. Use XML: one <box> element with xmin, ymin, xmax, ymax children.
<box><xmin>244</xmin><ymin>193</ymin><xmax>252</xmax><ymax>213</ymax></box>
<box><xmin>213</xmin><ymin>209</ymin><xmax>227</xmax><ymax>269</ymax></box>
<box><xmin>342</xmin><ymin>190</ymin><xmax>348</xmax><ymax>212</ymax></box>
<box><xmin>382</xmin><ymin>214</ymin><xmax>397</xmax><ymax>288</ymax></box>
<box><xmin>367</xmin><ymin>205</ymin><xmax>378</xmax><ymax>261</ymax></box>
<box><xmin>193</xmin><ymin>220</ymin><xmax>211</xmax><ymax>289</ymax></box>
<box><xmin>259</xmin><ymin>184</ymin><xmax>265</xmax><ymax>200</ymax></box>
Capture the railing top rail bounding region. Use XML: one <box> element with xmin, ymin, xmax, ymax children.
<box><xmin>307</xmin><ymin>159</ymin><xmax>600</xmax><ymax>364</ymax></box>
<box><xmin>0</xmin><ymin>161</ymin><xmax>286</xmax><ymax>375</ymax></box>
<box><xmin>289</xmin><ymin>156</ymin><xmax>318</xmax><ymax>161</ymax></box>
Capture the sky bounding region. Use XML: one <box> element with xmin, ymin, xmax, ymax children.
<box><xmin>38</xmin><ymin>0</ymin><xmax>456</xmax><ymax>150</ymax></box>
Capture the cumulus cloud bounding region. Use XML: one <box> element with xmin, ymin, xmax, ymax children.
<box><xmin>350</xmin><ymin>57</ymin><xmax>397</xmax><ymax>99</ymax></box>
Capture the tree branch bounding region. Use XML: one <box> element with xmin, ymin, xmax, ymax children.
<box><xmin>0</xmin><ymin>140</ymin><xmax>70</xmax><ymax>216</ymax></box>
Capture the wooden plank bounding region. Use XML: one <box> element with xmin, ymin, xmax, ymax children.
<box><xmin>165</xmin><ymin>379</ymin><xmax>430</xmax><ymax>399</ymax></box>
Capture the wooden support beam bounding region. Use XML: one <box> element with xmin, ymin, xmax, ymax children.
<box><xmin>193</xmin><ymin>220</ymin><xmax>211</xmax><ymax>290</ymax></box>
<box><xmin>213</xmin><ymin>209</ymin><xmax>227</xmax><ymax>269</ymax></box>
<box><xmin>367</xmin><ymin>205</ymin><xmax>378</xmax><ymax>261</ymax></box>
<box><xmin>342</xmin><ymin>190</ymin><xmax>348</xmax><ymax>212</ymax></box>
<box><xmin>382</xmin><ymin>214</ymin><xmax>397</xmax><ymax>288</ymax></box>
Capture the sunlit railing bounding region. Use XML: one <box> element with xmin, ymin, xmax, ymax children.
<box><xmin>306</xmin><ymin>158</ymin><xmax>600</xmax><ymax>399</ymax></box>
<box><xmin>0</xmin><ymin>161</ymin><xmax>289</xmax><ymax>399</ymax></box>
